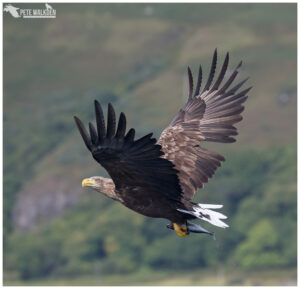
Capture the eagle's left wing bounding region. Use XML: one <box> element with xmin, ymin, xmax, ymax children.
<box><xmin>158</xmin><ymin>50</ymin><xmax>251</xmax><ymax>201</ymax></box>
<box><xmin>74</xmin><ymin>101</ymin><xmax>183</xmax><ymax>201</ymax></box>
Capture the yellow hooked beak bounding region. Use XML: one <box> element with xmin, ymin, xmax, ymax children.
<box><xmin>82</xmin><ymin>178</ymin><xmax>96</xmax><ymax>188</ymax></box>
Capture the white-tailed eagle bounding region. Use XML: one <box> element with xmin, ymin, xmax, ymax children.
<box><xmin>74</xmin><ymin>49</ymin><xmax>251</xmax><ymax>237</ymax></box>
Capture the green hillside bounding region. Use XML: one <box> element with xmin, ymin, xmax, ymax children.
<box><xmin>3</xmin><ymin>3</ymin><xmax>297</xmax><ymax>285</ymax></box>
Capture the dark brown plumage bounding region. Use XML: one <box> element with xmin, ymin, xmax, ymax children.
<box><xmin>74</xmin><ymin>49</ymin><xmax>251</xmax><ymax>237</ymax></box>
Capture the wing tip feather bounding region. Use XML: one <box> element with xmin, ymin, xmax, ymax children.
<box><xmin>187</xmin><ymin>66</ymin><xmax>193</xmax><ymax>98</ymax></box>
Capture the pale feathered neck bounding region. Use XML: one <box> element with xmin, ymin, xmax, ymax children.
<box><xmin>96</xmin><ymin>177</ymin><xmax>121</xmax><ymax>201</ymax></box>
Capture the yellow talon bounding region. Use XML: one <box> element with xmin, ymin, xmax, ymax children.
<box><xmin>173</xmin><ymin>223</ymin><xmax>189</xmax><ymax>237</ymax></box>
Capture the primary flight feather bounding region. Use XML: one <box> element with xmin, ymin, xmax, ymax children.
<box><xmin>74</xmin><ymin>49</ymin><xmax>251</xmax><ymax>237</ymax></box>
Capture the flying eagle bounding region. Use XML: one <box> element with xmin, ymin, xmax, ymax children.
<box><xmin>74</xmin><ymin>49</ymin><xmax>251</xmax><ymax>237</ymax></box>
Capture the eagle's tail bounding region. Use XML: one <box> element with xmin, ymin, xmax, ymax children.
<box><xmin>177</xmin><ymin>203</ymin><xmax>229</xmax><ymax>228</ymax></box>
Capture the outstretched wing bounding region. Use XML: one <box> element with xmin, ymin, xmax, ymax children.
<box><xmin>158</xmin><ymin>49</ymin><xmax>251</xmax><ymax>201</ymax></box>
<box><xmin>74</xmin><ymin>101</ymin><xmax>182</xmax><ymax>201</ymax></box>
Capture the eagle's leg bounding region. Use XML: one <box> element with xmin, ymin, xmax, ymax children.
<box><xmin>173</xmin><ymin>222</ymin><xmax>189</xmax><ymax>237</ymax></box>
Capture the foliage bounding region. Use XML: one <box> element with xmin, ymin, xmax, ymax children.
<box><xmin>4</xmin><ymin>148</ymin><xmax>297</xmax><ymax>280</ymax></box>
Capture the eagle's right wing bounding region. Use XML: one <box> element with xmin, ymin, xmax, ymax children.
<box><xmin>74</xmin><ymin>101</ymin><xmax>183</xmax><ymax>201</ymax></box>
<box><xmin>158</xmin><ymin>50</ymin><xmax>251</xmax><ymax>201</ymax></box>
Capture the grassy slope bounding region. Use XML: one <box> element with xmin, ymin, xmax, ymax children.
<box><xmin>5</xmin><ymin>2</ymin><xmax>296</xmax><ymax>197</ymax></box>
<box><xmin>5</xmin><ymin>268</ymin><xmax>297</xmax><ymax>286</ymax></box>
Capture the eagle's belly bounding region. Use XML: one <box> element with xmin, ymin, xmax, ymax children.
<box><xmin>115</xmin><ymin>186</ymin><xmax>189</xmax><ymax>223</ymax></box>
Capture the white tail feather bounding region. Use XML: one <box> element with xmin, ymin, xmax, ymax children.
<box><xmin>177</xmin><ymin>203</ymin><xmax>229</xmax><ymax>228</ymax></box>
<box><xmin>198</xmin><ymin>203</ymin><xmax>223</xmax><ymax>209</ymax></box>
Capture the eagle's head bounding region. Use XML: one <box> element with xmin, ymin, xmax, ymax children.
<box><xmin>82</xmin><ymin>176</ymin><xmax>104</xmax><ymax>191</ymax></box>
<box><xmin>81</xmin><ymin>176</ymin><xmax>120</xmax><ymax>201</ymax></box>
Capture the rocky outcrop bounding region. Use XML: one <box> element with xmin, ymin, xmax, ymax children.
<box><xmin>12</xmin><ymin>175</ymin><xmax>83</xmax><ymax>231</ymax></box>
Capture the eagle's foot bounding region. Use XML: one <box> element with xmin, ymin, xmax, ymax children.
<box><xmin>173</xmin><ymin>223</ymin><xmax>189</xmax><ymax>237</ymax></box>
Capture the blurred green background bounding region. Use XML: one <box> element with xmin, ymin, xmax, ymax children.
<box><xmin>3</xmin><ymin>3</ymin><xmax>297</xmax><ymax>286</ymax></box>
